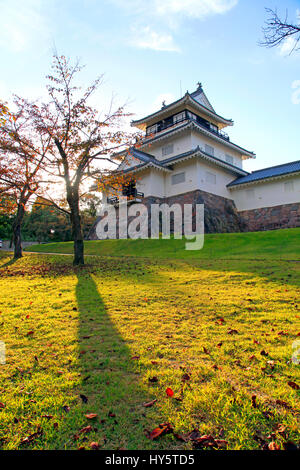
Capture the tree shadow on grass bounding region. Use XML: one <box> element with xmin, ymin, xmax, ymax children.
<box><xmin>73</xmin><ymin>269</ymin><xmax>158</xmax><ymax>450</ymax></box>
<box><xmin>0</xmin><ymin>255</ymin><xmax>19</xmax><ymax>269</ymax></box>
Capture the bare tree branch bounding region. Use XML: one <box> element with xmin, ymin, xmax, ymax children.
<box><xmin>260</xmin><ymin>7</ymin><xmax>300</xmax><ymax>54</ymax></box>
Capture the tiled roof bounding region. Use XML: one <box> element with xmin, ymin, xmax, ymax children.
<box><xmin>120</xmin><ymin>146</ymin><xmax>248</xmax><ymax>176</ymax></box>
<box><xmin>126</xmin><ymin>148</ymin><xmax>165</xmax><ymax>167</ymax></box>
<box><xmin>163</xmin><ymin>146</ymin><xmax>248</xmax><ymax>175</ymax></box>
<box><xmin>131</xmin><ymin>89</ymin><xmax>233</xmax><ymax>127</ymax></box>
<box><xmin>228</xmin><ymin>160</ymin><xmax>300</xmax><ymax>187</ymax></box>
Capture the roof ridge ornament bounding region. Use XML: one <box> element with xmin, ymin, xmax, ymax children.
<box><xmin>196</xmin><ymin>81</ymin><xmax>202</xmax><ymax>90</ymax></box>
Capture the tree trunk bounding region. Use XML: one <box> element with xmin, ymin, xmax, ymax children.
<box><xmin>68</xmin><ymin>189</ymin><xmax>84</xmax><ymax>266</ymax></box>
<box><xmin>12</xmin><ymin>202</ymin><xmax>25</xmax><ymax>259</ymax></box>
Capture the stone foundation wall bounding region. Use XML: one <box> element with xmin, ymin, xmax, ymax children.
<box><xmin>88</xmin><ymin>189</ymin><xmax>244</xmax><ymax>239</ymax></box>
<box><xmin>239</xmin><ymin>202</ymin><xmax>300</xmax><ymax>232</ymax></box>
<box><xmin>88</xmin><ymin>192</ymin><xmax>300</xmax><ymax>240</ymax></box>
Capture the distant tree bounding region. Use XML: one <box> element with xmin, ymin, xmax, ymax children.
<box><xmin>261</xmin><ymin>7</ymin><xmax>300</xmax><ymax>54</ymax></box>
<box><xmin>23</xmin><ymin>202</ymin><xmax>72</xmax><ymax>243</ymax></box>
<box><xmin>0</xmin><ymin>212</ymin><xmax>14</xmax><ymax>240</ymax></box>
<box><xmin>0</xmin><ymin>100</ymin><xmax>50</xmax><ymax>259</ymax></box>
<box><xmin>20</xmin><ymin>54</ymin><xmax>134</xmax><ymax>265</ymax></box>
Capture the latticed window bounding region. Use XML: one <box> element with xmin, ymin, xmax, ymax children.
<box><xmin>205</xmin><ymin>171</ymin><xmax>216</xmax><ymax>184</ymax></box>
<box><xmin>162</xmin><ymin>144</ymin><xmax>174</xmax><ymax>156</ymax></box>
<box><xmin>171</xmin><ymin>172</ymin><xmax>185</xmax><ymax>185</ymax></box>
<box><xmin>205</xmin><ymin>144</ymin><xmax>214</xmax><ymax>156</ymax></box>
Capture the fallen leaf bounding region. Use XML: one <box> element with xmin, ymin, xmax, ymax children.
<box><xmin>288</xmin><ymin>381</ymin><xmax>299</xmax><ymax>390</ymax></box>
<box><xmin>166</xmin><ymin>387</ymin><xmax>174</xmax><ymax>397</ymax></box>
<box><xmin>149</xmin><ymin>376</ymin><xmax>158</xmax><ymax>383</ymax></box>
<box><xmin>182</xmin><ymin>373</ymin><xmax>190</xmax><ymax>382</ymax></box>
<box><xmin>268</xmin><ymin>441</ymin><xmax>280</xmax><ymax>450</ymax></box>
<box><xmin>260</xmin><ymin>350</ymin><xmax>269</xmax><ymax>356</ymax></box>
<box><xmin>90</xmin><ymin>441</ymin><xmax>100</xmax><ymax>450</ymax></box>
<box><xmin>74</xmin><ymin>425</ymin><xmax>93</xmax><ymax>440</ymax></box>
<box><xmin>143</xmin><ymin>399</ymin><xmax>157</xmax><ymax>408</ymax></box>
<box><xmin>85</xmin><ymin>413</ymin><xmax>98</xmax><ymax>419</ymax></box>
<box><xmin>227</xmin><ymin>328</ymin><xmax>238</xmax><ymax>335</ymax></box>
<box><xmin>148</xmin><ymin>423</ymin><xmax>173</xmax><ymax>440</ymax></box>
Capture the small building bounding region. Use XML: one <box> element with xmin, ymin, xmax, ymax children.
<box><xmin>90</xmin><ymin>83</ymin><xmax>300</xmax><ymax>237</ymax></box>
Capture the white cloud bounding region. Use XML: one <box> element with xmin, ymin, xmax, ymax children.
<box><xmin>111</xmin><ymin>0</ymin><xmax>238</xmax><ymax>20</ymax></box>
<box><xmin>110</xmin><ymin>0</ymin><xmax>238</xmax><ymax>51</ymax></box>
<box><xmin>279</xmin><ymin>36</ymin><xmax>298</xmax><ymax>56</ymax></box>
<box><xmin>154</xmin><ymin>0</ymin><xmax>239</xmax><ymax>18</ymax></box>
<box><xmin>131</xmin><ymin>27</ymin><xmax>180</xmax><ymax>52</ymax></box>
<box><xmin>0</xmin><ymin>0</ymin><xmax>50</xmax><ymax>52</ymax></box>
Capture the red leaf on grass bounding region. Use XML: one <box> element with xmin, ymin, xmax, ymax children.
<box><xmin>227</xmin><ymin>328</ymin><xmax>238</xmax><ymax>335</ymax></box>
<box><xmin>288</xmin><ymin>381</ymin><xmax>299</xmax><ymax>390</ymax></box>
<box><xmin>268</xmin><ymin>441</ymin><xmax>280</xmax><ymax>450</ymax></box>
<box><xmin>74</xmin><ymin>425</ymin><xmax>93</xmax><ymax>440</ymax></box>
<box><xmin>131</xmin><ymin>355</ymin><xmax>140</xmax><ymax>360</ymax></box>
<box><xmin>251</xmin><ymin>395</ymin><xmax>257</xmax><ymax>408</ymax></box>
<box><xmin>90</xmin><ymin>441</ymin><xmax>100</xmax><ymax>450</ymax></box>
<box><xmin>182</xmin><ymin>373</ymin><xmax>190</xmax><ymax>382</ymax></box>
<box><xmin>85</xmin><ymin>413</ymin><xmax>98</xmax><ymax>419</ymax></box>
<box><xmin>26</xmin><ymin>330</ymin><xmax>34</xmax><ymax>336</ymax></box>
<box><xmin>148</xmin><ymin>423</ymin><xmax>173</xmax><ymax>440</ymax></box>
<box><xmin>149</xmin><ymin>376</ymin><xmax>158</xmax><ymax>383</ymax></box>
<box><xmin>143</xmin><ymin>399</ymin><xmax>157</xmax><ymax>408</ymax></box>
<box><xmin>166</xmin><ymin>387</ymin><xmax>174</xmax><ymax>397</ymax></box>
<box><xmin>0</xmin><ymin>402</ymin><xmax>5</xmax><ymax>409</ymax></box>
<box><xmin>260</xmin><ymin>350</ymin><xmax>269</xmax><ymax>356</ymax></box>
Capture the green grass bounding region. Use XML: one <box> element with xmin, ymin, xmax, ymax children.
<box><xmin>0</xmin><ymin>238</ymin><xmax>299</xmax><ymax>449</ymax></box>
<box><xmin>25</xmin><ymin>228</ymin><xmax>300</xmax><ymax>260</ymax></box>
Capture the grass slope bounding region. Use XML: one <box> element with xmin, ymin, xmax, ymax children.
<box><xmin>25</xmin><ymin>228</ymin><xmax>300</xmax><ymax>260</ymax></box>
<box><xmin>0</xmin><ymin>250</ymin><xmax>299</xmax><ymax>450</ymax></box>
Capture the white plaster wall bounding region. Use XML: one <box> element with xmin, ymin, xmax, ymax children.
<box><xmin>135</xmin><ymin>169</ymin><xmax>165</xmax><ymax>198</ymax></box>
<box><xmin>190</xmin><ymin>131</ymin><xmax>244</xmax><ymax>169</ymax></box>
<box><xmin>164</xmin><ymin>158</ymin><xmax>235</xmax><ymax>199</ymax></box>
<box><xmin>142</xmin><ymin>134</ymin><xmax>192</xmax><ymax>161</ymax></box>
<box><xmin>141</xmin><ymin>129</ymin><xmax>245</xmax><ymax>170</ymax></box>
<box><xmin>231</xmin><ymin>175</ymin><xmax>300</xmax><ymax>211</ymax></box>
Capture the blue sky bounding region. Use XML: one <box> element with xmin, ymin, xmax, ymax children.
<box><xmin>1</xmin><ymin>0</ymin><xmax>300</xmax><ymax>171</ymax></box>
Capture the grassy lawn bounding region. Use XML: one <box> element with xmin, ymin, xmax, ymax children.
<box><xmin>25</xmin><ymin>227</ymin><xmax>300</xmax><ymax>260</ymax></box>
<box><xmin>0</xmin><ymin>230</ymin><xmax>299</xmax><ymax>450</ymax></box>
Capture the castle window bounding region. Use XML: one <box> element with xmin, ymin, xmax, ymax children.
<box><xmin>225</xmin><ymin>154</ymin><xmax>234</xmax><ymax>165</ymax></box>
<box><xmin>210</xmin><ymin>123</ymin><xmax>218</xmax><ymax>133</ymax></box>
<box><xmin>246</xmin><ymin>189</ymin><xmax>255</xmax><ymax>199</ymax></box>
<box><xmin>284</xmin><ymin>181</ymin><xmax>294</xmax><ymax>192</ymax></box>
<box><xmin>171</xmin><ymin>172</ymin><xmax>185</xmax><ymax>185</ymax></box>
<box><xmin>205</xmin><ymin>171</ymin><xmax>216</xmax><ymax>184</ymax></box>
<box><xmin>147</xmin><ymin>124</ymin><xmax>157</xmax><ymax>135</ymax></box>
<box><xmin>173</xmin><ymin>112</ymin><xmax>185</xmax><ymax>124</ymax></box>
<box><xmin>205</xmin><ymin>144</ymin><xmax>214</xmax><ymax>156</ymax></box>
<box><xmin>162</xmin><ymin>144</ymin><xmax>174</xmax><ymax>157</ymax></box>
